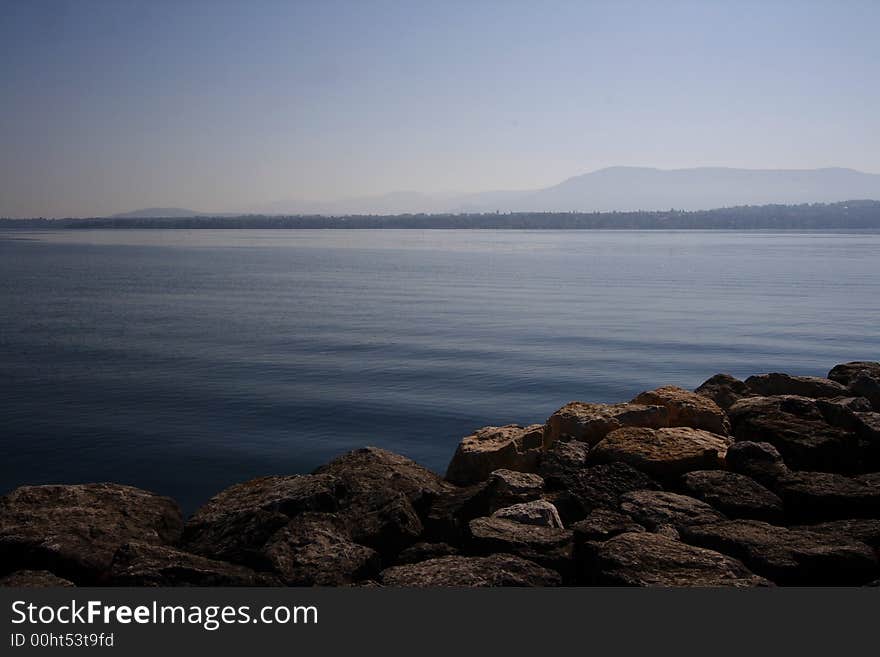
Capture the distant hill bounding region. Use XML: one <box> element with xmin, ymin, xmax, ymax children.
<box><xmin>248</xmin><ymin>167</ymin><xmax>880</xmax><ymax>215</ymax></box>
<box><xmin>6</xmin><ymin>200</ymin><xmax>880</xmax><ymax>230</ymax></box>
<box><xmin>110</xmin><ymin>207</ymin><xmax>205</xmax><ymax>218</ymax></box>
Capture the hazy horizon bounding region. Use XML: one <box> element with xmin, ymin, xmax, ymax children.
<box><xmin>2</xmin><ymin>1</ymin><xmax>879</xmax><ymax>217</ymax></box>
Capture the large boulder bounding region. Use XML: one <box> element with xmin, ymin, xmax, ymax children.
<box><xmin>314</xmin><ymin>447</ymin><xmax>454</xmax><ymax>555</ymax></box>
<box><xmin>582</xmin><ymin>532</ymin><xmax>770</xmax><ymax>587</ymax></box>
<box><xmin>745</xmin><ymin>373</ymin><xmax>848</xmax><ymax>399</ymax></box>
<box><xmin>261</xmin><ymin>514</ymin><xmax>380</xmax><ymax>586</ymax></box>
<box><xmin>829</xmin><ymin>361</ymin><xmax>880</xmax><ymax>386</ymax></box>
<box><xmin>829</xmin><ymin>361</ymin><xmax>880</xmax><ymax>409</ymax></box>
<box><xmin>590</xmin><ymin>427</ymin><xmax>729</xmax><ymax>480</ymax></box>
<box><xmin>544</xmin><ymin>402</ymin><xmax>668</xmax><ymax>447</ymax></box>
<box><xmin>619</xmin><ymin>490</ymin><xmax>726</xmax><ymax>533</ymax></box>
<box><xmin>694</xmin><ymin>373</ymin><xmax>751</xmax><ymax>410</ymax></box>
<box><xmin>467</xmin><ymin>517</ymin><xmax>574</xmax><ymax>577</ymax></box>
<box><xmin>681</xmin><ymin>519</ymin><xmax>878</xmax><ymax>585</ymax></box>
<box><xmin>0</xmin><ymin>570</ymin><xmax>75</xmax><ymax>587</ymax></box>
<box><xmin>445</xmin><ymin>425</ymin><xmax>545</xmax><ymax>485</ymax></box>
<box><xmin>679</xmin><ymin>470</ymin><xmax>784</xmax><ymax>522</ymax></box>
<box><xmin>728</xmin><ymin>395</ymin><xmax>859</xmax><ymax>471</ymax></box>
<box><xmin>109</xmin><ymin>543</ymin><xmax>277</xmax><ymax>587</ymax></box>
<box><xmin>182</xmin><ymin>473</ymin><xmax>339</xmax><ymax>565</ymax></box>
<box><xmin>0</xmin><ymin>483</ymin><xmax>183</xmax><ymax>584</ymax></box>
<box><xmin>632</xmin><ymin>385</ymin><xmax>730</xmax><ymax>435</ymax></box>
<box><xmin>543</xmin><ymin>462</ymin><xmax>661</xmax><ymax>525</ymax></box>
<box><xmin>775</xmin><ymin>471</ymin><xmax>880</xmax><ymax>522</ymax></box>
<box><xmin>491</xmin><ymin>500</ymin><xmax>564</xmax><ymax>528</ymax></box>
<box><xmin>725</xmin><ymin>441</ymin><xmax>790</xmax><ymax>488</ymax></box>
<box><xmin>379</xmin><ymin>554</ymin><xmax>561</xmax><ymax>587</ymax></box>
<box><xmin>849</xmin><ymin>374</ymin><xmax>880</xmax><ymax>412</ymax></box>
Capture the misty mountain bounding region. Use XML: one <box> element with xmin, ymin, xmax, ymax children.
<box><xmin>248</xmin><ymin>167</ymin><xmax>880</xmax><ymax>215</ymax></box>
<box><xmin>110</xmin><ymin>207</ymin><xmax>207</xmax><ymax>218</ymax></box>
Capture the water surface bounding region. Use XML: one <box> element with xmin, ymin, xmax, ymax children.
<box><xmin>1</xmin><ymin>229</ymin><xmax>878</xmax><ymax>513</ymax></box>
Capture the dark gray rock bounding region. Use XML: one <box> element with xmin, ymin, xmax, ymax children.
<box><xmin>380</xmin><ymin>554</ymin><xmax>562</xmax><ymax>587</ymax></box>
<box><xmin>681</xmin><ymin>519</ymin><xmax>878</xmax><ymax>585</ymax></box>
<box><xmin>182</xmin><ymin>474</ymin><xmax>339</xmax><ymax>566</ymax></box>
<box><xmin>694</xmin><ymin>373</ymin><xmax>751</xmax><ymax>411</ymax></box>
<box><xmin>725</xmin><ymin>441</ymin><xmax>790</xmax><ymax>488</ymax></box>
<box><xmin>680</xmin><ymin>470</ymin><xmax>784</xmax><ymax>522</ymax></box>
<box><xmin>776</xmin><ymin>471</ymin><xmax>880</xmax><ymax>522</ymax></box>
<box><xmin>745</xmin><ymin>373</ymin><xmax>848</xmax><ymax>399</ymax></box>
<box><xmin>110</xmin><ymin>542</ymin><xmax>278</xmax><ymax>586</ymax></box>
<box><xmin>0</xmin><ymin>570</ymin><xmax>74</xmax><ymax>587</ymax></box>
<box><xmin>794</xmin><ymin>519</ymin><xmax>880</xmax><ymax>549</ymax></box>
<box><xmin>262</xmin><ymin>514</ymin><xmax>380</xmax><ymax>586</ymax></box>
<box><xmin>728</xmin><ymin>395</ymin><xmax>860</xmax><ymax>472</ymax></box>
<box><xmin>467</xmin><ymin>516</ymin><xmax>574</xmax><ymax>578</ymax></box>
<box><xmin>619</xmin><ymin>490</ymin><xmax>726</xmax><ymax>532</ymax></box>
<box><xmin>544</xmin><ymin>462</ymin><xmax>662</xmax><ymax>525</ymax></box>
<box><xmin>583</xmin><ymin>531</ymin><xmax>770</xmax><ymax>587</ymax></box>
<box><xmin>0</xmin><ymin>483</ymin><xmax>183</xmax><ymax>584</ymax></box>
<box><xmin>395</xmin><ymin>542</ymin><xmax>459</xmax><ymax>565</ymax></box>
<box><xmin>571</xmin><ymin>509</ymin><xmax>646</xmax><ymax>542</ymax></box>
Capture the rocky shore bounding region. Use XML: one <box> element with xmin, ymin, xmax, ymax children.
<box><xmin>2</xmin><ymin>361</ymin><xmax>879</xmax><ymax>588</ymax></box>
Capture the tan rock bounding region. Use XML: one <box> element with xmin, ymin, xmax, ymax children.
<box><xmin>633</xmin><ymin>385</ymin><xmax>730</xmax><ymax>435</ymax></box>
<box><xmin>544</xmin><ymin>402</ymin><xmax>668</xmax><ymax>447</ymax></box>
<box><xmin>445</xmin><ymin>424</ymin><xmax>544</xmax><ymax>485</ymax></box>
<box><xmin>590</xmin><ymin>426</ymin><xmax>729</xmax><ymax>478</ymax></box>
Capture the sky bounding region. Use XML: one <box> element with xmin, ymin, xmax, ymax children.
<box><xmin>1</xmin><ymin>0</ymin><xmax>879</xmax><ymax>217</ymax></box>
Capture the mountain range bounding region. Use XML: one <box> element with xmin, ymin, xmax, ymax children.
<box><xmin>112</xmin><ymin>167</ymin><xmax>880</xmax><ymax>217</ymax></box>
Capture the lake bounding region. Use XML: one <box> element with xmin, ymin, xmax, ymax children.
<box><xmin>1</xmin><ymin>229</ymin><xmax>878</xmax><ymax>513</ymax></box>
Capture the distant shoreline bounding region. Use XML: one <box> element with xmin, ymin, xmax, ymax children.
<box><xmin>3</xmin><ymin>200</ymin><xmax>880</xmax><ymax>230</ymax></box>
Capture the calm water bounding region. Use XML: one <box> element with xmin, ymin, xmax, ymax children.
<box><xmin>1</xmin><ymin>229</ymin><xmax>878</xmax><ymax>513</ymax></box>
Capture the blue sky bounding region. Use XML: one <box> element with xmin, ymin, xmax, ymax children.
<box><xmin>2</xmin><ymin>0</ymin><xmax>879</xmax><ymax>216</ymax></box>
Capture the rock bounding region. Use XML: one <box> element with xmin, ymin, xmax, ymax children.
<box><xmin>492</xmin><ymin>500</ymin><xmax>564</xmax><ymax>528</ymax></box>
<box><xmin>315</xmin><ymin>447</ymin><xmax>454</xmax><ymax>556</ymax></box>
<box><xmin>183</xmin><ymin>473</ymin><xmax>339</xmax><ymax>565</ymax></box>
<box><xmin>828</xmin><ymin>361</ymin><xmax>880</xmax><ymax>386</ymax></box>
<box><xmin>590</xmin><ymin>426</ymin><xmax>729</xmax><ymax>480</ymax></box>
<box><xmin>681</xmin><ymin>519</ymin><xmax>879</xmax><ymax>585</ymax></box>
<box><xmin>110</xmin><ymin>543</ymin><xmax>277</xmax><ymax>586</ymax></box>
<box><xmin>776</xmin><ymin>471</ymin><xmax>880</xmax><ymax>522</ymax></box>
<box><xmin>694</xmin><ymin>373</ymin><xmax>751</xmax><ymax>410</ymax></box>
<box><xmin>445</xmin><ymin>425</ymin><xmax>545</xmax><ymax>485</ymax></box>
<box><xmin>0</xmin><ymin>570</ymin><xmax>75</xmax><ymax>587</ymax></box>
<box><xmin>0</xmin><ymin>483</ymin><xmax>183</xmax><ymax>584</ymax></box>
<box><xmin>849</xmin><ymin>373</ymin><xmax>880</xmax><ymax>412</ymax></box>
<box><xmin>262</xmin><ymin>514</ymin><xmax>380</xmax><ymax>585</ymax></box>
<box><xmin>537</xmin><ymin>439</ymin><xmax>590</xmax><ymax>487</ymax></box>
<box><xmin>815</xmin><ymin>396</ymin><xmax>874</xmax><ymax>431</ymax></box>
<box><xmin>422</xmin><ymin>484</ymin><xmax>491</xmax><ymax>544</ymax></box>
<box><xmin>544</xmin><ymin>402</ymin><xmax>668</xmax><ymax>447</ymax></box>
<box><xmin>395</xmin><ymin>542</ymin><xmax>459</xmax><ymax>565</ymax></box>
<box><xmin>484</xmin><ymin>469</ymin><xmax>545</xmax><ymax>508</ymax></box>
<box><xmin>582</xmin><ymin>532</ymin><xmax>770</xmax><ymax>587</ymax></box>
<box><xmin>379</xmin><ymin>554</ymin><xmax>561</xmax><ymax>587</ymax></box>
<box><xmin>632</xmin><ymin>385</ymin><xmax>730</xmax><ymax>434</ymax></box>
<box><xmin>745</xmin><ymin>373</ymin><xmax>848</xmax><ymax>399</ymax></box>
<box><xmin>728</xmin><ymin>395</ymin><xmax>859</xmax><ymax>472</ymax></box>
<box><xmin>467</xmin><ymin>517</ymin><xmax>574</xmax><ymax>577</ymax></box>
<box><xmin>794</xmin><ymin>519</ymin><xmax>880</xmax><ymax>549</ymax></box>
<box><xmin>571</xmin><ymin>509</ymin><xmax>645</xmax><ymax>542</ymax></box>
<box><xmin>679</xmin><ymin>470</ymin><xmax>784</xmax><ymax>522</ymax></box>
<box><xmin>544</xmin><ymin>462</ymin><xmax>661</xmax><ymax>525</ymax></box>
<box><xmin>619</xmin><ymin>490</ymin><xmax>726</xmax><ymax>532</ymax></box>
<box><xmin>725</xmin><ymin>441</ymin><xmax>790</xmax><ymax>488</ymax></box>
<box><xmin>316</xmin><ymin>447</ymin><xmax>453</xmax><ymax>512</ymax></box>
